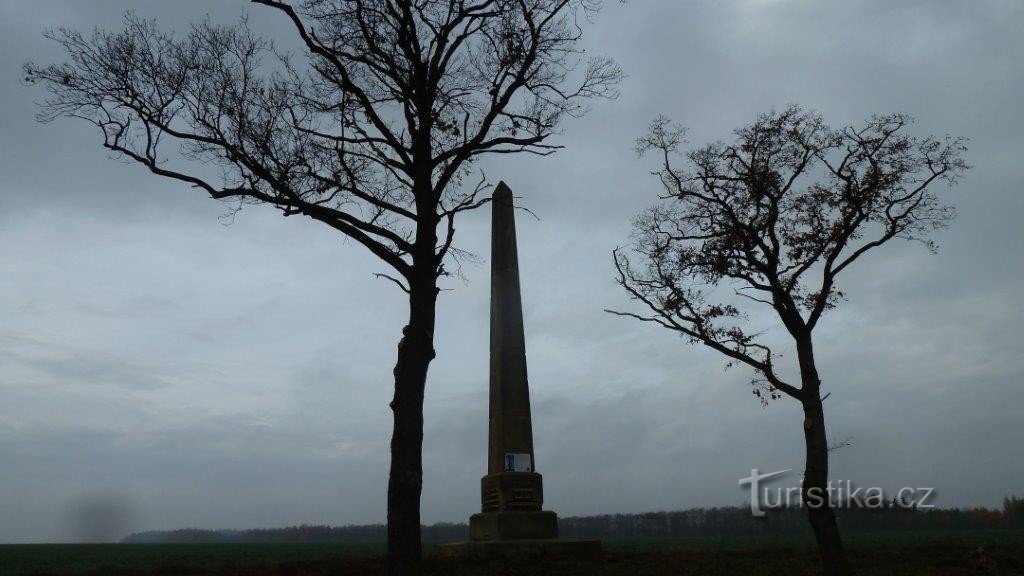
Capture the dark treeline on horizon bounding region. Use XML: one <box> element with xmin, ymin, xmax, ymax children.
<box><xmin>123</xmin><ymin>497</ymin><xmax>1024</xmax><ymax>544</ymax></box>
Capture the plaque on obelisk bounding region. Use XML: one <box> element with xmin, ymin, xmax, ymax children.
<box><xmin>440</xmin><ymin>182</ymin><xmax>600</xmax><ymax>559</ymax></box>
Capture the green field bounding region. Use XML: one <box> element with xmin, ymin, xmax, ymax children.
<box><xmin>2</xmin><ymin>530</ymin><xmax>1022</xmax><ymax>576</ymax></box>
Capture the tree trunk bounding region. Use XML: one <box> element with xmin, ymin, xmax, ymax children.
<box><xmin>797</xmin><ymin>337</ymin><xmax>854</xmax><ymax>576</ymax></box>
<box><xmin>386</xmin><ymin>274</ymin><xmax>437</xmax><ymax>576</ymax></box>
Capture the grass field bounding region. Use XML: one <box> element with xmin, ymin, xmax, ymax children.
<box><xmin>2</xmin><ymin>530</ymin><xmax>1022</xmax><ymax>575</ymax></box>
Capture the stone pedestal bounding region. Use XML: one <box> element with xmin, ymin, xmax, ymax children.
<box><xmin>436</xmin><ymin>538</ymin><xmax>602</xmax><ymax>561</ymax></box>
<box><xmin>479</xmin><ymin>471</ymin><xmax>544</xmax><ymax>512</ymax></box>
<box><xmin>469</xmin><ymin>510</ymin><xmax>558</xmax><ymax>541</ymax></box>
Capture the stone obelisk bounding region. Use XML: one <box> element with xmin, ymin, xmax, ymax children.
<box><xmin>469</xmin><ymin>181</ymin><xmax>558</xmax><ymax>541</ymax></box>
<box><xmin>441</xmin><ymin>182</ymin><xmax>600</xmax><ymax>559</ymax></box>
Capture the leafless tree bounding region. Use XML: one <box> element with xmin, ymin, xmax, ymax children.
<box><xmin>24</xmin><ymin>1</ymin><xmax>620</xmax><ymax>573</ymax></box>
<box><xmin>609</xmin><ymin>106</ymin><xmax>967</xmax><ymax>576</ymax></box>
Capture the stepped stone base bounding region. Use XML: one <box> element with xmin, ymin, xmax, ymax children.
<box><xmin>469</xmin><ymin>510</ymin><xmax>558</xmax><ymax>541</ymax></box>
<box><xmin>435</xmin><ymin>538</ymin><xmax>602</xmax><ymax>561</ymax></box>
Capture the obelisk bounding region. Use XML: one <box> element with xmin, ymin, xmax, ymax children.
<box><xmin>440</xmin><ymin>182</ymin><xmax>600</xmax><ymax>559</ymax></box>
<box><xmin>468</xmin><ymin>181</ymin><xmax>558</xmax><ymax>541</ymax></box>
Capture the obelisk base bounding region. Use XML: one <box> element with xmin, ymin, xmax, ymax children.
<box><xmin>436</xmin><ymin>537</ymin><xmax>602</xmax><ymax>561</ymax></box>
<box><xmin>469</xmin><ymin>510</ymin><xmax>558</xmax><ymax>541</ymax></box>
<box><xmin>437</xmin><ymin>511</ymin><xmax>600</xmax><ymax>561</ymax></box>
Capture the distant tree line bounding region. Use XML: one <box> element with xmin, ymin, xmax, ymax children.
<box><xmin>122</xmin><ymin>497</ymin><xmax>1024</xmax><ymax>544</ymax></box>
<box><xmin>558</xmin><ymin>503</ymin><xmax>1017</xmax><ymax>540</ymax></box>
<box><xmin>122</xmin><ymin>522</ymin><xmax>467</xmax><ymax>544</ymax></box>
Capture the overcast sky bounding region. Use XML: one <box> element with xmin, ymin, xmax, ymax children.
<box><xmin>1</xmin><ymin>0</ymin><xmax>1022</xmax><ymax>543</ymax></box>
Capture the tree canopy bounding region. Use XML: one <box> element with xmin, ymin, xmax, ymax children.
<box><xmin>612</xmin><ymin>106</ymin><xmax>968</xmax><ymax>401</ymax></box>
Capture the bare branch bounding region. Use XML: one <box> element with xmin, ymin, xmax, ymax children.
<box><xmin>26</xmin><ymin>1</ymin><xmax>621</xmax><ymax>282</ymax></box>
<box><xmin>374</xmin><ymin>272</ymin><xmax>412</xmax><ymax>294</ymax></box>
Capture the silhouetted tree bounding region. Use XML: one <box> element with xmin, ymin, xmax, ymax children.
<box><xmin>24</xmin><ymin>2</ymin><xmax>620</xmax><ymax>573</ymax></box>
<box><xmin>609</xmin><ymin>106</ymin><xmax>968</xmax><ymax>576</ymax></box>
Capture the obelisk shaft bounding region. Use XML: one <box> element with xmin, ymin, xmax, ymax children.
<box><xmin>487</xmin><ymin>182</ymin><xmax>536</xmax><ymax>476</ymax></box>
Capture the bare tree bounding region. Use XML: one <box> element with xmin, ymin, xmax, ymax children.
<box><xmin>609</xmin><ymin>106</ymin><xmax>967</xmax><ymax>576</ymax></box>
<box><xmin>24</xmin><ymin>1</ymin><xmax>620</xmax><ymax>573</ymax></box>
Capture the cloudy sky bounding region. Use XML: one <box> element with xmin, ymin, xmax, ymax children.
<box><xmin>1</xmin><ymin>0</ymin><xmax>1022</xmax><ymax>543</ymax></box>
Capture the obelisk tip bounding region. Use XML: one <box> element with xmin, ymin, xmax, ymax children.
<box><xmin>493</xmin><ymin>181</ymin><xmax>513</xmax><ymax>205</ymax></box>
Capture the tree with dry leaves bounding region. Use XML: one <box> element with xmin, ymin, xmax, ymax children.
<box><xmin>610</xmin><ymin>106</ymin><xmax>967</xmax><ymax>576</ymax></box>
<box><xmin>25</xmin><ymin>1</ymin><xmax>620</xmax><ymax>573</ymax></box>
